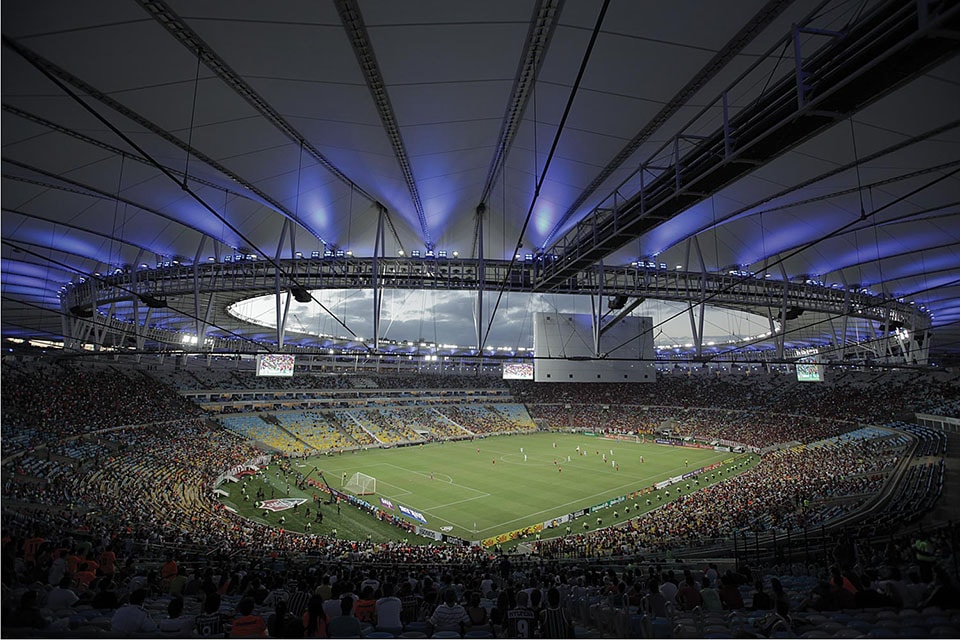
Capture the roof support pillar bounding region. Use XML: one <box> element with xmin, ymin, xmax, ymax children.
<box><xmin>275</xmin><ymin>219</ymin><xmax>291</xmax><ymax>349</ymax></box>
<box><xmin>193</xmin><ymin>235</ymin><xmax>207</xmax><ymax>340</ymax></box>
<box><xmin>592</xmin><ymin>262</ymin><xmax>604</xmax><ymax>358</ymax></box>
<box><xmin>373</xmin><ymin>203</ymin><xmax>387</xmax><ymax>355</ymax></box>
<box><xmin>475</xmin><ymin>204</ymin><xmax>486</xmax><ymax>357</ymax></box>
<box><xmin>775</xmin><ymin>261</ymin><xmax>789</xmax><ymax>360</ymax></box>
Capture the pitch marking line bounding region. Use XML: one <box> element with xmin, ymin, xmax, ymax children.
<box><xmin>473</xmin><ymin>451</ymin><xmax>751</xmax><ymax>534</ymax></box>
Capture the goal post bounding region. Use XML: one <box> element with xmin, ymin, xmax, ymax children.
<box><xmin>343</xmin><ymin>472</ymin><xmax>376</xmax><ymax>496</ymax></box>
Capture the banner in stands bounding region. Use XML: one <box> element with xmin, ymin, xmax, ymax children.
<box><xmin>380</xmin><ymin>498</ymin><xmax>394</xmax><ymax>510</ymax></box>
<box><xmin>399</xmin><ymin>504</ymin><xmax>428</xmax><ymax>524</ymax></box>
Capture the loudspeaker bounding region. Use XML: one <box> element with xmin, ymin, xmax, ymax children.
<box><xmin>291</xmin><ymin>286</ymin><xmax>312</xmax><ymax>303</ymax></box>
<box><xmin>138</xmin><ymin>294</ymin><xmax>167</xmax><ymax>309</ymax></box>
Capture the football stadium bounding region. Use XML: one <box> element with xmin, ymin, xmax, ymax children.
<box><xmin>2</xmin><ymin>1</ymin><xmax>960</xmax><ymax>638</ymax></box>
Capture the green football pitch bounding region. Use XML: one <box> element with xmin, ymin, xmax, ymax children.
<box><xmin>220</xmin><ymin>432</ymin><xmax>755</xmax><ymax>545</ymax></box>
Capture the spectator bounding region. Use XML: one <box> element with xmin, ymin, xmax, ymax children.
<box><xmin>328</xmin><ymin>596</ymin><xmax>363</xmax><ymax>638</ymax></box>
<box><xmin>47</xmin><ymin>575</ymin><xmax>79</xmax><ymax>610</ymax></box>
<box><xmin>718</xmin><ymin>574</ymin><xmax>744</xmax><ymax>610</ymax></box>
<box><xmin>111</xmin><ymin>588</ymin><xmax>157</xmax><ymax>635</ymax></box>
<box><xmin>700</xmin><ymin>576</ymin><xmax>723</xmax><ymax>612</ymax></box>
<box><xmin>231</xmin><ymin>596</ymin><xmax>267</xmax><ymax>638</ymax></box>
<box><xmin>267</xmin><ymin>599</ymin><xmax>303</xmax><ymax>638</ymax></box>
<box><xmin>751</xmin><ymin>580</ymin><xmax>773</xmax><ymax>610</ymax></box>
<box><xmin>195</xmin><ymin>592</ymin><xmax>227</xmax><ymax>638</ymax></box>
<box><xmin>302</xmin><ymin>594</ymin><xmax>328</xmax><ymax>638</ymax></box>
<box><xmin>538</xmin><ymin>587</ymin><xmax>573</xmax><ymax>638</ymax></box>
<box><xmin>375</xmin><ymin>581</ymin><xmax>403</xmax><ymax>634</ymax></box>
<box><xmin>5</xmin><ymin>590</ymin><xmax>48</xmax><ymax>630</ymax></box>
<box><xmin>158</xmin><ymin>596</ymin><xmax>194</xmax><ymax>638</ymax></box>
<box><xmin>428</xmin><ymin>587</ymin><xmax>471</xmax><ymax>636</ymax></box>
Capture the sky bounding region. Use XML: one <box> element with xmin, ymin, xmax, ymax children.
<box><xmin>228</xmin><ymin>289</ymin><xmax>773</xmax><ymax>350</ymax></box>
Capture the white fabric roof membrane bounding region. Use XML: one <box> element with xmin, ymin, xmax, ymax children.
<box><xmin>2</xmin><ymin>1</ymin><xmax>958</xmax><ymax>359</ymax></box>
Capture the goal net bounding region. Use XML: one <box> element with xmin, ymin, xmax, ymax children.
<box><xmin>343</xmin><ymin>472</ymin><xmax>376</xmax><ymax>496</ymax></box>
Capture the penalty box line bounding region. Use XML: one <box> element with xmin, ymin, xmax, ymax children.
<box><xmin>370</xmin><ymin>462</ymin><xmax>491</xmax><ymax>511</ymax></box>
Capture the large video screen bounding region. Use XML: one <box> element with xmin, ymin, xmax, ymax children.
<box><xmin>502</xmin><ymin>362</ymin><xmax>534</xmax><ymax>380</ymax></box>
<box><xmin>796</xmin><ymin>357</ymin><xmax>823</xmax><ymax>383</ymax></box>
<box><xmin>256</xmin><ymin>353</ymin><xmax>295</xmax><ymax>377</ymax></box>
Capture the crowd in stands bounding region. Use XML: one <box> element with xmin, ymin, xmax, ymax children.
<box><xmin>537</xmin><ymin>428</ymin><xmax>905</xmax><ymax>558</ymax></box>
<box><xmin>513</xmin><ymin>368</ymin><xmax>960</xmax><ymax>426</ymax></box>
<box><xmin>2</xmin><ymin>359</ymin><xmax>958</xmax><ymax>636</ymax></box>
<box><xmin>3</xmin><ymin>506</ymin><xmax>958</xmax><ymax>638</ymax></box>
<box><xmin>1</xmin><ymin>361</ymin><xmax>201</xmax><ymax>456</ymax></box>
<box><xmin>438</xmin><ymin>405</ymin><xmax>535</xmax><ymax>436</ymax></box>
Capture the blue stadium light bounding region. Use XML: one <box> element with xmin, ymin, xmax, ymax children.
<box><xmin>207</xmin><ymin>256</ymin><xmax>215</xmax><ymax>262</ymax></box>
<box><xmin>411</xmin><ymin>250</ymin><xmax>421</xmax><ymax>257</ymax></box>
<box><xmin>323</xmin><ymin>249</ymin><xmax>333</xmax><ymax>258</ymax></box>
<box><xmin>335</xmin><ymin>249</ymin><xmax>345</xmax><ymax>258</ymax></box>
<box><xmin>294</xmin><ymin>251</ymin><xmax>303</xmax><ymax>259</ymax></box>
<box><xmin>437</xmin><ymin>250</ymin><xmax>447</xmax><ymax>258</ymax></box>
<box><xmin>524</xmin><ymin>254</ymin><xmax>533</xmax><ymax>261</ymax></box>
<box><xmin>224</xmin><ymin>255</ymin><xmax>232</xmax><ymax>262</ymax></box>
<box><xmin>425</xmin><ymin>249</ymin><xmax>435</xmax><ymax>258</ymax></box>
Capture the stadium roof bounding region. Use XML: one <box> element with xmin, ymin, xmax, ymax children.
<box><xmin>2</xmin><ymin>1</ymin><xmax>959</xmax><ymax>362</ymax></box>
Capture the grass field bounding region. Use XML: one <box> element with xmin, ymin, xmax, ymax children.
<box><xmin>220</xmin><ymin>432</ymin><xmax>756</xmax><ymax>545</ymax></box>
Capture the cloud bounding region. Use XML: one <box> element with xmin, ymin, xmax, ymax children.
<box><xmin>231</xmin><ymin>289</ymin><xmax>771</xmax><ymax>350</ymax></box>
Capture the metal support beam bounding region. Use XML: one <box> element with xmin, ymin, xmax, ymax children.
<box><xmin>694</xmin><ymin>237</ymin><xmax>707</xmax><ymax>359</ymax></box>
<box><xmin>335</xmin><ymin>0</ymin><xmax>431</xmax><ymax>248</ymax></box>
<box><xmin>193</xmin><ymin>235</ymin><xmax>207</xmax><ymax>339</ymax></box>
<box><xmin>476</xmin><ymin>204</ymin><xmax>485</xmax><ymax>354</ymax></box>
<box><xmin>373</xmin><ymin>204</ymin><xmax>387</xmax><ymax>352</ymax></box>
<box><xmin>592</xmin><ymin>263</ymin><xmax>604</xmax><ymax>357</ymax></box>
<box><xmin>275</xmin><ymin>220</ymin><xmax>290</xmax><ymax>348</ymax></box>
<box><xmin>777</xmin><ymin>261</ymin><xmax>790</xmax><ymax>360</ymax></box>
<box><xmin>599</xmin><ymin>298</ymin><xmax>644</xmax><ymax>338</ymax></box>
